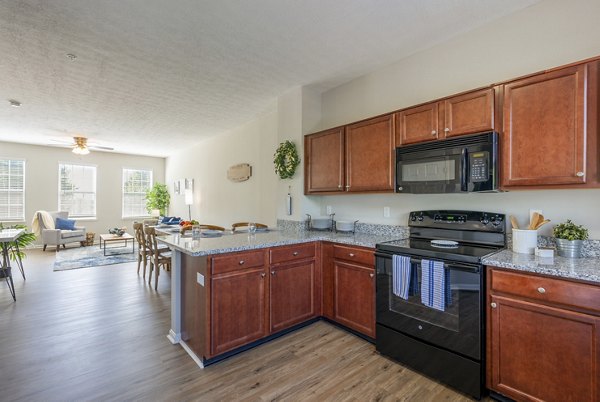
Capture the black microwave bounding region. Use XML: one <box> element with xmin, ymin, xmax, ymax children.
<box><xmin>395</xmin><ymin>132</ymin><xmax>498</xmax><ymax>194</ymax></box>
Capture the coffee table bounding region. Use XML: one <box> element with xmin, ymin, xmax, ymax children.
<box><xmin>99</xmin><ymin>233</ymin><xmax>135</xmax><ymax>256</ymax></box>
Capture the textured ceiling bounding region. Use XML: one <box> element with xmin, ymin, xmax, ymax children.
<box><xmin>0</xmin><ymin>0</ymin><xmax>539</xmax><ymax>157</ymax></box>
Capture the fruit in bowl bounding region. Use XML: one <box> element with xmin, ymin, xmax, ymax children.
<box><xmin>179</xmin><ymin>219</ymin><xmax>199</xmax><ymax>226</ymax></box>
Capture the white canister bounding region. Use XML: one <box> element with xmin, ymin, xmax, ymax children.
<box><xmin>512</xmin><ymin>229</ymin><xmax>538</xmax><ymax>254</ymax></box>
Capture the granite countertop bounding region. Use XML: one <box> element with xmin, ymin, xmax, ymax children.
<box><xmin>483</xmin><ymin>249</ymin><xmax>600</xmax><ymax>285</ymax></box>
<box><xmin>157</xmin><ymin>229</ymin><xmax>402</xmax><ymax>257</ymax></box>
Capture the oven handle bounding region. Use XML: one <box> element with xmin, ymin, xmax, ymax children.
<box><xmin>375</xmin><ymin>252</ymin><xmax>480</xmax><ymax>273</ymax></box>
<box><xmin>460</xmin><ymin>147</ymin><xmax>469</xmax><ymax>192</ymax></box>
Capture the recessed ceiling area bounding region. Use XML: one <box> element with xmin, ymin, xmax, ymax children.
<box><xmin>0</xmin><ymin>0</ymin><xmax>540</xmax><ymax>157</ymax></box>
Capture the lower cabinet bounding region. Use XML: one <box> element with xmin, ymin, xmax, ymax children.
<box><xmin>323</xmin><ymin>243</ymin><xmax>376</xmax><ymax>338</ymax></box>
<box><xmin>270</xmin><ymin>260</ymin><xmax>316</xmax><ymax>332</ymax></box>
<box><xmin>487</xmin><ymin>267</ymin><xmax>600</xmax><ymax>402</ymax></box>
<box><xmin>210</xmin><ymin>266</ymin><xmax>267</xmax><ymax>356</ymax></box>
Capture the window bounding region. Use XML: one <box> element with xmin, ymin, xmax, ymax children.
<box><xmin>122</xmin><ymin>168</ymin><xmax>153</xmax><ymax>218</ymax></box>
<box><xmin>0</xmin><ymin>158</ymin><xmax>25</xmax><ymax>221</ymax></box>
<box><xmin>59</xmin><ymin>163</ymin><xmax>97</xmax><ymax>218</ymax></box>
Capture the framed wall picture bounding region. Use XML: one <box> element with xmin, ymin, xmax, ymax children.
<box><xmin>174</xmin><ymin>180</ymin><xmax>181</xmax><ymax>195</ymax></box>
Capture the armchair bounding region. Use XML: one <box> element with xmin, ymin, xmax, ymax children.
<box><xmin>36</xmin><ymin>211</ymin><xmax>86</xmax><ymax>252</ymax></box>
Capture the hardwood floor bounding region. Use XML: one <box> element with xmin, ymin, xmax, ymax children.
<box><xmin>1</xmin><ymin>249</ymin><xmax>478</xmax><ymax>401</ymax></box>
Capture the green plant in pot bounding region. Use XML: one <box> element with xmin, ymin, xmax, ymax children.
<box><xmin>145</xmin><ymin>183</ymin><xmax>170</xmax><ymax>216</ymax></box>
<box><xmin>553</xmin><ymin>219</ymin><xmax>589</xmax><ymax>258</ymax></box>
<box><xmin>0</xmin><ymin>223</ymin><xmax>36</xmax><ymax>261</ymax></box>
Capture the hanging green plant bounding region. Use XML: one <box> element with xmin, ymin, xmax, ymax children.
<box><xmin>273</xmin><ymin>140</ymin><xmax>300</xmax><ymax>179</ymax></box>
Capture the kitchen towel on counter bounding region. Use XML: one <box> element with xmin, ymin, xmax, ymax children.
<box><xmin>421</xmin><ymin>259</ymin><xmax>446</xmax><ymax>311</ymax></box>
<box><xmin>392</xmin><ymin>255</ymin><xmax>412</xmax><ymax>300</ymax></box>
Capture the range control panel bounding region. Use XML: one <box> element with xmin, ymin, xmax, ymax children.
<box><xmin>409</xmin><ymin>210</ymin><xmax>505</xmax><ymax>232</ymax></box>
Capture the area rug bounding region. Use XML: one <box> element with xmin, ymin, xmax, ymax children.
<box><xmin>53</xmin><ymin>245</ymin><xmax>137</xmax><ymax>271</ymax></box>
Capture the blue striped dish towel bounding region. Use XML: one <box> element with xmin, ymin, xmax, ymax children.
<box><xmin>421</xmin><ymin>259</ymin><xmax>446</xmax><ymax>311</ymax></box>
<box><xmin>392</xmin><ymin>255</ymin><xmax>412</xmax><ymax>300</ymax></box>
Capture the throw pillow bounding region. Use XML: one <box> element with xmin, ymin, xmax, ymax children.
<box><xmin>56</xmin><ymin>217</ymin><xmax>76</xmax><ymax>230</ymax></box>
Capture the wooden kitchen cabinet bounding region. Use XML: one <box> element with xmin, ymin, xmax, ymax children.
<box><xmin>501</xmin><ymin>63</ymin><xmax>589</xmax><ymax>187</ymax></box>
<box><xmin>323</xmin><ymin>244</ymin><xmax>376</xmax><ymax>338</ymax></box>
<box><xmin>270</xmin><ymin>260</ymin><xmax>317</xmax><ymax>332</ymax></box>
<box><xmin>304</xmin><ymin>127</ymin><xmax>345</xmax><ymax>193</ymax></box>
<box><xmin>210</xmin><ymin>264</ymin><xmax>267</xmax><ymax>356</ymax></box>
<box><xmin>396</xmin><ymin>88</ymin><xmax>495</xmax><ymax>145</ymax></box>
<box><xmin>487</xmin><ymin>268</ymin><xmax>600</xmax><ymax>401</ymax></box>
<box><xmin>304</xmin><ymin>114</ymin><xmax>395</xmax><ymax>194</ymax></box>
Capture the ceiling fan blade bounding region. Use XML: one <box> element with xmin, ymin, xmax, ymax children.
<box><xmin>88</xmin><ymin>145</ymin><xmax>114</xmax><ymax>151</ymax></box>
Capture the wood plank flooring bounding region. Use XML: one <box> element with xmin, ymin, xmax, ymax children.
<box><xmin>0</xmin><ymin>249</ymin><xmax>480</xmax><ymax>401</ymax></box>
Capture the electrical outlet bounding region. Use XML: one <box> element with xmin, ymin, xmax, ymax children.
<box><xmin>383</xmin><ymin>206</ymin><xmax>391</xmax><ymax>218</ymax></box>
<box><xmin>326</xmin><ymin>205</ymin><xmax>333</xmax><ymax>215</ymax></box>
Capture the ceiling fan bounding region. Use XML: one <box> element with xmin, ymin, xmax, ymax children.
<box><xmin>48</xmin><ymin>136</ymin><xmax>114</xmax><ymax>155</ymax></box>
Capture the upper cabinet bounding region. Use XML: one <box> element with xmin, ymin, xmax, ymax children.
<box><xmin>502</xmin><ymin>64</ymin><xmax>591</xmax><ymax>188</ymax></box>
<box><xmin>305</xmin><ymin>114</ymin><xmax>395</xmax><ymax>194</ymax></box>
<box><xmin>304</xmin><ymin>127</ymin><xmax>345</xmax><ymax>193</ymax></box>
<box><xmin>395</xmin><ymin>88</ymin><xmax>495</xmax><ymax>145</ymax></box>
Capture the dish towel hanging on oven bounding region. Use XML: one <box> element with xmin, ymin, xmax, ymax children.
<box><xmin>421</xmin><ymin>259</ymin><xmax>446</xmax><ymax>311</ymax></box>
<box><xmin>392</xmin><ymin>255</ymin><xmax>412</xmax><ymax>300</ymax></box>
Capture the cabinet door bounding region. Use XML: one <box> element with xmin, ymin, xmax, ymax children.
<box><xmin>304</xmin><ymin>127</ymin><xmax>345</xmax><ymax>194</ymax></box>
<box><xmin>502</xmin><ymin>64</ymin><xmax>587</xmax><ymax>187</ymax></box>
<box><xmin>396</xmin><ymin>102</ymin><xmax>438</xmax><ymax>145</ymax></box>
<box><xmin>443</xmin><ymin>88</ymin><xmax>494</xmax><ymax>138</ymax></box>
<box><xmin>210</xmin><ymin>268</ymin><xmax>267</xmax><ymax>356</ymax></box>
<box><xmin>270</xmin><ymin>260</ymin><xmax>316</xmax><ymax>333</ymax></box>
<box><xmin>345</xmin><ymin>114</ymin><xmax>395</xmax><ymax>192</ymax></box>
<box><xmin>489</xmin><ymin>295</ymin><xmax>600</xmax><ymax>401</ymax></box>
<box><xmin>334</xmin><ymin>260</ymin><xmax>375</xmax><ymax>338</ymax></box>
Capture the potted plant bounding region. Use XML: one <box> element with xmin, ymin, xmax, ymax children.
<box><xmin>0</xmin><ymin>223</ymin><xmax>36</xmax><ymax>261</ymax></box>
<box><xmin>145</xmin><ymin>183</ymin><xmax>170</xmax><ymax>216</ymax></box>
<box><xmin>553</xmin><ymin>219</ymin><xmax>589</xmax><ymax>258</ymax></box>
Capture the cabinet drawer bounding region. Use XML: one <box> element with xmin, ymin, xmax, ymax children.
<box><xmin>212</xmin><ymin>250</ymin><xmax>265</xmax><ymax>275</ymax></box>
<box><xmin>333</xmin><ymin>245</ymin><xmax>374</xmax><ymax>267</ymax></box>
<box><xmin>490</xmin><ymin>268</ymin><xmax>600</xmax><ymax>314</ymax></box>
<box><xmin>270</xmin><ymin>243</ymin><xmax>315</xmax><ymax>264</ymax></box>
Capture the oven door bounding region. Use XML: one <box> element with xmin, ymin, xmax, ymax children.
<box><xmin>375</xmin><ymin>252</ymin><xmax>483</xmax><ymax>360</ymax></box>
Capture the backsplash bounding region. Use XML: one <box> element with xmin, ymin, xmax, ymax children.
<box><xmin>277</xmin><ymin>219</ymin><xmax>408</xmax><ymax>238</ymax></box>
<box><xmin>507</xmin><ymin>234</ymin><xmax>600</xmax><ymax>258</ymax></box>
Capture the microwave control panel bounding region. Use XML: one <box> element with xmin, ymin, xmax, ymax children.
<box><xmin>469</xmin><ymin>152</ymin><xmax>489</xmax><ymax>182</ymax></box>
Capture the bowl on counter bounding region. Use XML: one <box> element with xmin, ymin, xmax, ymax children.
<box><xmin>311</xmin><ymin>217</ymin><xmax>333</xmax><ymax>229</ymax></box>
<box><xmin>336</xmin><ymin>220</ymin><xmax>358</xmax><ymax>232</ymax></box>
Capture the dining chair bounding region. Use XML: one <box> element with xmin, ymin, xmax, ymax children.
<box><xmin>133</xmin><ymin>223</ymin><xmax>152</xmax><ymax>278</ymax></box>
<box><xmin>144</xmin><ymin>226</ymin><xmax>171</xmax><ymax>290</ymax></box>
<box><xmin>231</xmin><ymin>222</ymin><xmax>268</xmax><ymax>232</ymax></box>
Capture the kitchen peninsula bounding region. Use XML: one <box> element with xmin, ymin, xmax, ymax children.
<box><xmin>158</xmin><ymin>225</ymin><xmax>403</xmax><ymax>367</ymax></box>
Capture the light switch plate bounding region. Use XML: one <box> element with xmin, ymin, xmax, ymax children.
<box><xmin>197</xmin><ymin>272</ymin><xmax>205</xmax><ymax>287</ymax></box>
<box><xmin>384</xmin><ymin>206</ymin><xmax>390</xmax><ymax>218</ymax></box>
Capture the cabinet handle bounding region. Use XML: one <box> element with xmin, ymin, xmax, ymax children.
<box><xmin>261</xmin><ymin>273</ymin><xmax>266</xmax><ymax>278</ymax></box>
<box><xmin>338</xmin><ymin>184</ymin><xmax>342</xmax><ymax>188</ymax></box>
<box><xmin>345</xmin><ymin>185</ymin><xmax>350</xmax><ymax>189</ymax></box>
<box><xmin>293</xmin><ymin>251</ymin><xmax>299</xmax><ymax>256</ymax></box>
<box><xmin>349</xmin><ymin>253</ymin><xmax>355</xmax><ymax>257</ymax></box>
<box><xmin>491</xmin><ymin>302</ymin><xmax>497</xmax><ymax>308</ymax></box>
<box><xmin>271</xmin><ymin>271</ymin><xmax>275</xmax><ymax>276</ymax></box>
<box><xmin>239</xmin><ymin>260</ymin><xmax>245</xmax><ymax>265</ymax></box>
<box><xmin>537</xmin><ymin>287</ymin><xmax>546</xmax><ymax>294</ymax></box>
<box><xmin>444</xmin><ymin>128</ymin><xmax>450</xmax><ymax>132</ymax></box>
<box><xmin>576</xmin><ymin>171</ymin><xmax>584</xmax><ymax>177</ymax></box>
<box><xmin>369</xmin><ymin>273</ymin><xmax>374</xmax><ymax>278</ymax></box>
<box><xmin>431</xmin><ymin>130</ymin><xmax>436</xmax><ymax>136</ymax></box>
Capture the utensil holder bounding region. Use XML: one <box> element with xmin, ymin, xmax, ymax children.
<box><xmin>512</xmin><ymin>229</ymin><xmax>538</xmax><ymax>254</ymax></box>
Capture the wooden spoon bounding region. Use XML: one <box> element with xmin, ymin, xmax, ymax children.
<box><xmin>534</xmin><ymin>219</ymin><xmax>551</xmax><ymax>230</ymax></box>
<box><xmin>528</xmin><ymin>212</ymin><xmax>540</xmax><ymax>230</ymax></box>
<box><xmin>510</xmin><ymin>215</ymin><xmax>519</xmax><ymax>230</ymax></box>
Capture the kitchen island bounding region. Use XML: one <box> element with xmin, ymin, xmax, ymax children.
<box><xmin>158</xmin><ymin>228</ymin><xmax>401</xmax><ymax>367</ymax></box>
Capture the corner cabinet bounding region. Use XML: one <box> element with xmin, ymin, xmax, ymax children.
<box><xmin>304</xmin><ymin>114</ymin><xmax>395</xmax><ymax>194</ymax></box>
<box><xmin>501</xmin><ymin>62</ymin><xmax>599</xmax><ymax>188</ymax></box>
<box><xmin>395</xmin><ymin>88</ymin><xmax>495</xmax><ymax>145</ymax></box>
<box><xmin>487</xmin><ymin>267</ymin><xmax>600</xmax><ymax>402</ymax></box>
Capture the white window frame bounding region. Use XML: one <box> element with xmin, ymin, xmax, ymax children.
<box><xmin>0</xmin><ymin>157</ymin><xmax>26</xmax><ymax>222</ymax></box>
<box><xmin>122</xmin><ymin>168</ymin><xmax>153</xmax><ymax>219</ymax></box>
<box><xmin>58</xmin><ymin>162</ymin><xmax>97</xmax><ymax>219</ymax></box>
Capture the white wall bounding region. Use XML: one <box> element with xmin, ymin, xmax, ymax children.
<box><xmin>0</xmin><ymin>141</ymin><xmax>165</xmax><ymax>243</ymax></box>
<box><xmin>313</xmin><ymin>0</ymin><xmax>600</xmax><ymax>238</ymax></box>
<box><xmin>165</xmin><ymin>105</ymin><xmax>279</xmax><ymax>228</ymax></box>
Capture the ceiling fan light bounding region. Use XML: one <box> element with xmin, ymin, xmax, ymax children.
<box><xmin>72</xmin><ymin>145</ymin><xmax>90</xmax><ymax>155</ymax></box>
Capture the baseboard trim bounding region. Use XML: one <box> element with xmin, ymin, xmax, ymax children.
<box><xmin>167</xmin><ymin>329</ymin><xmax>180</xmax><ymax>344</ymax></box>
<box><xmin>180</xmin><ymin>340</ymin><xmax>205</xmax><ymax>369</ymax></box>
